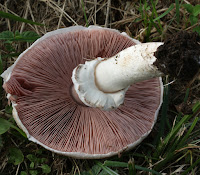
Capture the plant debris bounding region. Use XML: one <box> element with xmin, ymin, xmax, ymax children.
<box><xmin>154</xmin><ymin>31</ymin><xmax>200</xmax><ymax>82</ymax></box>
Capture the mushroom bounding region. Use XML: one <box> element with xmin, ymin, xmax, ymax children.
<box><xmin>2</xmin><ymin>26</ymin><xmax>163</xmax><ymax>159</ymax></box>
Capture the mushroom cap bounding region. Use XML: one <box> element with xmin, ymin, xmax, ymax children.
<box><xmin>2</xmin><ymin>26</ymin><xmax>163</xmax><ymax>159</ymax></box>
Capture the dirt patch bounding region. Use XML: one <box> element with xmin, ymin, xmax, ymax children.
<box><xmin>154</xmin><ymin>31</ymin><xmax>200</xmax><ymax>83</ymax></box>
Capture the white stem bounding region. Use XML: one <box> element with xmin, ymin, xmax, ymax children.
<box><xmin>95</xmin><ymin>42</ymin><xmax>164</xmax><ymax>92</ymax></box>
<box><xmin>72</xmin><ymin>42</ymin><xmax>164</xmax><ymax>110</ymax></box>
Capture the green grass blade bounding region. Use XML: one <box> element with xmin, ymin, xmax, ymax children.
<box><xmin>181</xmin><ymin>158</ymin><xmax>200</xmax><ymax>175</ymax></box>
<box><xmin>176</xmin><ymin>88</ymin><xmax>190</xmax><ymax>122</ymax></box>
<box><xmin>0</xmin><ymin>11</ymin><xmax>44</xmax><ymax>26</ymax></box>
<box><xmin>153</xmin><ymin>4</ymin><xmax>174</xmax><ymax>22</ymax></box>
<box><xmin>139</xmin><ymin>0</ymin><xmax>149</xmax><ymax>29</ymax></box>
<box><xmin>103</xmin><ymin>161</ymin><xmax>162</xmax><ymax>175</ymax></box>
<box><xmin>151</xmin><ymin>0</ymin><xmax>163</xmax><ymax>32</ymax></box>
<box><xmin>183</xmin><ymin>88</ymin><xmax>190</xmax><ymax>103</ymax></box>
<box><xmin>128</xmin><ymin>159</ymin><xmax>136</xmax><ymax>175</ymax></box>
<box><xmin>178</xmin><ymin>117</ymin><xmax>199</xmax><ymax>148</ymax></box>
<box><xmin>104</xmin><ymin>161</ymin><xmax>127</xmax><ymax>167</ymax></box>
<box><xmin>81</xmin><ymin>0</ymin><xmax>89</xmax><ymax>27</ymax></box>
<box><xmin>192</xmin><ymin>102</ymin><xmax>200</xmax><ymax>119</ymax></box>
<box><xmin>176</xmin><ymin>111</ymin><xmax>183</xmax><ymax>124</ymax></box>
<box><xmin>189</xmin><ymin>128</ymin><xmax>200</xmax><ymax>142</ymax></box>
<box><xmin>149</xmin><ymin>17</ymin><xmax>162</xmax><ymax>35</ymax></box>
<box><xmin>155</xmin><ymin>114</ymin><xmax>192</xmax><ymax>157</ymax></box>
<box><xmin>96</xmin><ymin>162</ymin><xmax>119</xmax><ymax>175</ymax></box>
<box><xmin>154</xmin><ymin>152</ymin><xmax>182</xmax><ymax>171</ymax></box>
<box><xmin>153</xmin><ymin>84</ymin><xmax>169</xmax><ymax>146</ymax></box>
<box><xmin>192</xmin><ymin>101</ymin><xmax>200</xmax><ymax>113</ymax></box>
<box><xmin>134</xmin><ymin>166</ymin><xmax>161</xmax><ymax>175</ymax></box>
<box><xmin>145</xmin><ymin>19</ymin><xmax>153</xmax><ymax>41</ymax></box>
<box><xmin>163</xmin><ymin>115</ymin><xmax>191</xmax><ymax>146</ymax></box>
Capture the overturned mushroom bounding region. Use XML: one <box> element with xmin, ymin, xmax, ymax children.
<box><xmin>2</xmin><ymin>26</ymin><xmax>170</xmax><ymax>159</ymax></box>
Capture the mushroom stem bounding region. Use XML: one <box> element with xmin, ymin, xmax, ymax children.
<box><xmin>95</xmin><ymin>42</ymin><xmax>164</xmax><ymax>93</ymax></box>
<box><xmin>72</xmin><ymin>42</ymin><xmax>164</xmax><ymax>110</ymax></box>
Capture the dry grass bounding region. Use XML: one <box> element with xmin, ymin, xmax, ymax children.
<box><xmin>0</xmin><ymin>0</ymin><xmax>198</xmax><ymax>38</ymax></box>
<box><xmin>0</xmin><ymin>0</ymin><xmax>200</xmax><ymax>174</ymax></box>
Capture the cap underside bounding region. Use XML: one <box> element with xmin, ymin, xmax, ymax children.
<box><xmin>3</xmin><ymin>27</ymin><xmax>163</xmax><ymax>158</ymax></box>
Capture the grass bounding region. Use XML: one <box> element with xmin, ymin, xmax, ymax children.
<box><xmin>0</xmin><ymin>0</ymin><xmax>200</xmax><ymax>174</ymax></box>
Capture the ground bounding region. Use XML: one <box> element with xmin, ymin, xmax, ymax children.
<box><xmin>0</xmin><ymin>0</ymin><xmax>200</xmax><ymax>175</ymax></box>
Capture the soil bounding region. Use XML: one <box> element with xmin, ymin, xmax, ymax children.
<box><xmin>1</xmin><ymin>0</ymin><xmax>200</xmax><ymax>174</ymax></box>
<box><xmin>154</xmin><ymin>31</ymin><xmax>200</xmax><ymax>83</ymax></box>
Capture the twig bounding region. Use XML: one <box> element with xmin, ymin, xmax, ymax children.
<box><xmin>15</xmin><ymin>164</ymin><xmax>20</xmax><ymax>175</ymax></box>
<box><xmin>0</xmin><ymin>2</ymin><xmax>39</xmax><ymax>32</ymax></box>
<box><xmin>4</xmin><ymin>1</ymin><xmax>11</xmax><ymax>31</ymax></box>
<box><xmin>27</xmin><ymin>0</ymin><xmax>39</xmax><ymax>34</ymax></box>
<box><xmin>0</xmin><ymin>110</ymin><xmax>12</xmax><ymax>118</ymax></box>
<box><xmin>57</xmin><ymin>0</ymin><xmax>66</xmax><ymax>29</ymax></box>
<box><xmin>94</xmin><ymin>0</ymin><xmax>97</xmax><ymax>25</ymax></box>
<box><xmin>73</xmin><ymin>159</ymin><xmax>80</xmax><ymax>175</ymax></box>
<box><xmin>183</xmin><ymin>0</ymin><xmax>190</xmax><ymax>4</ymax></box>
<box><xmin>20</xmin><ymin>0</ymin><xmax>29</xmax><ymax>33</ymax></box>
<box><xmin>186</xmin><ymin>70</ymin><xmax>200</xmax><ymax>89</ymax></box>
<box><xmin>191</xmin><ymin>83</ymin><xmax>200</xmax><ymax>90</ymax></box>
<box><xmin>86</xmin><ymin>0</ymin><xmax>107</xmax><ymax>25</ymax></box>
<box><xmin>105</xmin><ymin>0</ymin><xmax>111</xmax><ymax>27</ymax></box>
<box><xmin>39</xmin><ymin>0</ymin><xmax>78</xmax><ymax>26</ymax></box>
